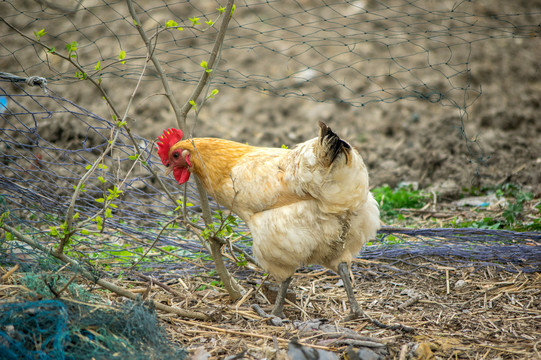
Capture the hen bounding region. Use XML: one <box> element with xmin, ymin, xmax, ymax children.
<box><xmin>157</xmin><ymin>122</ymin><xmax>380</xmax><ymax>318</ymax></box>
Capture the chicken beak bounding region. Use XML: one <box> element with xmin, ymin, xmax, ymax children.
<box><xmin>164</xmin><ymin>166</ymin><xmax>172</xmax><ymax>176</ymax></box>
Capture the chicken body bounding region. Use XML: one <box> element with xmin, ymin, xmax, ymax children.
<box><xmin>159</xmin><ymin>123</ymin><xmax>380</xmax><ymax>317</ymax></box>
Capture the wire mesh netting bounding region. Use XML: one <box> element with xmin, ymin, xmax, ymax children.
<box><xmin>1</xmin><ymin>79</ymin><xmax>540</xmax><ymax>358</ymax></box>
<box><xmin>1</xmin><ymin>78</ymin><xmax>539</xmax><ymax>277</ymax></box>
<box><xmin>1</xmin><ymin>0</ymin><xmax>540</xmax><ymax>109</ymax></box>
<box><xmin>1</xmin><ymin>0</ymin><xmax>541</xmax><ymax>358</ymax></box>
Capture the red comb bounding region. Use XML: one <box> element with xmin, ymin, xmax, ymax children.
<box><xmin>157</xmin><ymin>128</ymin><xmax>183</xmax><ymax>166</ymax></box>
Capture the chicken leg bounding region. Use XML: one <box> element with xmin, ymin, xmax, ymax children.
<box><xmin>271</xmin><ymin>277</ymin><xmax>292</xmax><ymax>318</ymax></box>
<box><xmin>337</xmin><ymin>262</ymin><xmax>363</xmax><ymax>317</ymax></box>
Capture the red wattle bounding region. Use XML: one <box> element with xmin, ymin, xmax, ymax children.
<box><xmin>173</xmin><ymin>167</ymin><xmax>191</xmax><ymax>185</ymax></box>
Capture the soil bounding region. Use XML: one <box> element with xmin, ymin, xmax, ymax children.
<box><xmin>155</xmin><ymin>263</ymin><xmax>541</xmax><ymax>359</ymax></box>
<box><xmin>1</xmin><ymin>0</ymin><xmax>540</xmax><ymax>196</ymax></box>
<box><xmin>1</xmin><ymin>0</ymin><xmax>540</xmax><ymax>359</ymax></box>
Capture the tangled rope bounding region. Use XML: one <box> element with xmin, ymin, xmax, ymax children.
<box><xmin>0</xmin><ymin>72</ymin><xmax>47</xmax><ymax>93</ymax></box>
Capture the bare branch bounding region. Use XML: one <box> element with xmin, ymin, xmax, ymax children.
<box><xmin>126</xmin><ymin>0</ymin><xmax>185</xmax><ymax>130</ymax></box>
<box><xmin>125</xmin><ymin>0</ymin><xmax>242</xmax><ymax>301</ymax></box>
<box><xmin>180</xmin><ymin>0</ymin><xmax>235</xmax><ymax>125</ymax></box>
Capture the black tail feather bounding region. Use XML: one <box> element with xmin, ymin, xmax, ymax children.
<box><xmin>318</xmin><ymin>121</ymin><xmax>351</xmax><ymax>165</ymax></box>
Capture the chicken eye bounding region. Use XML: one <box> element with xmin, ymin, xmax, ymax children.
<box><xmin>172</xmin><ymin>152</ymin><xmax>179</xmax><ymax>159</ymax></box>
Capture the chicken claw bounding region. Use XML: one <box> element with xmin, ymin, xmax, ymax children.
<box><xmin>338</xmin><ymin>263</ymin><xmax>414</xmax><ymax>332</ymax></box>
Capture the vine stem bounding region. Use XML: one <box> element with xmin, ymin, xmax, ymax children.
<box><xmin>126</xmin><ymin>0</ymin><xmax>243</xmax><ymax>301</ymax></box>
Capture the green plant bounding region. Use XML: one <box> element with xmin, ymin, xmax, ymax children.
<box><xmin>201</xmin><ymin>210</ymin><xmax>238</xmax><ymax>240</ymax></box>
<box><xmin>372</xmin><ymin>185</ymin><xmax>428</xmax><ymax>221</ymax></box>
<box><xmin>449</xmin><ymin>184</ymin><xmax>537</xmax><ymax>230</ymax></box>
<box><xmin>33</xmin><ymin>29</ymin><xmax>46</xmax><ymax>41</ymax></box>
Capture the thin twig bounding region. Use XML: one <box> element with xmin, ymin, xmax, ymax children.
<box><xmin>132</xmin><ymin>271</ymin><xmax>185</xmax><ymax>299</ymax></box>
<box><xmin>54</xmin><ymin>272</ymin><xmax>79</xmax><ymax>298</ymax></box>
<box><xmin>1</xmin><ymin>264</ymin><xmax>20</xmax><ymax>283</ymax></box>
<box><xmin>397</xmin><ymin>295</ymin><xmax>421</xmax><ymax>310</ymax></box>
<box><xmin>127</xmin><ymin>214</ymin><xmax>183</xmax><ymax>270</ymax></box>
<box><xmin>179</xmin><ymin>1</ymin><xmax>235</xmax><ymax>125</ymax></box>
<box><xmin>126</xmin><ymin>0</ymin><xmax>184</xmax><ymax>130</ymax></box>
<box><xmin>127</xmin><ymin>0</ymin><xmax>242</xmax><ymax>301</ymax></box>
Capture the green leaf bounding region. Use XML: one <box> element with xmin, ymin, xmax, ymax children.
<box><xmin>49</xmin><ymin>226</ymin><xmax>59</xmax><ymax>237</ymax></box>
<box><xmin>47</xmin><ymin>46</ymin><xmax>55</xmax><ymax>53</ymax></box>
<box><xmin>81</xmin><ymin>229</ymin><xmax>90</xmax><ymax>235</ymax></box>
<box><xmin>217</xmin><ymin>6</ymin><xmax>225</xmax><ymax>13</ymax></box>
<box><xmin>189</xmin><ymin>17</ymin><xmax>201</xmax><ymax>25</ymax></box>
<box><xmin>95</xmin><ymin>198</ymin><xmax>105</xmax><ymax>203</ymax></box>
<box><xmin>94</xmin><ymin>60</ymin><xmax>101</xmax><ymax>71</ymax></box>
<box><xmin>189</xmin><ymin>100</ymin><xmax>197</xmax><ymax>111</ymax></box>
<box><xmin>165</xmin><ymin>20</ymin><xmax>178</xmax><ymax>27</ymax></box>
<box><xmin>65</xmin><ymin>41</ymin><xmax>78</xmax><ymax>55</ymax></box>
<box><xmin>119</xmin><ymin>50</ymin><xmax>126</xmax><ymax>64</ymax></box>
<box><xmin>165</xmin><ymin>20</ymin><xmax>182</xmax><ymax>30</ymax></box>
<box><xmin>75</xmin><ymin>71</ymin><xmax>87</xmax><ymax>80</ymax></box>
<box><xmin>0</xmin><ymin>211</ymin><xmax>9</xmax><ymax>226</ymax></box>
<box><xmin>200</xmin><ymin>61</ymin><xmax>208</xmax><ymax>69</ymax></box>
<box><xmin>98</xmin><ymin>176</ymin><xmax>106</xmax><ymax>184</ymax></box>
<box><xmin>205</xmin><ymin>20</ymin><xmax>214</xmax><ymax>26</ymax></box>
<box><xmin>85</xmin><ymin>164</ymin><xmax>92</xmax><ymax>170</ymax></box>
<box><xmin>34</xmin><ymin>29</ymin><xmax>46</xmax><ymax>41</ymax></box>
<box><xmin>75</xmin><ymin>183</ymin><xmax>86</xmax><ymax>192</ymax></box>
<box><xmin>209</xmin><ymin>89</ymin><xmax>219</xmax><ymax>98</ymax></box>
<box><xmin>129</xmin><ymin>155</ymin><xmax>139</xmax><ymax>161</ymax></box>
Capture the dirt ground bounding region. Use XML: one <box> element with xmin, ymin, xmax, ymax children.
<box><xmin>1</xmin><ymin>0</ymin><xmax>540</xmax><ymax>359</ymax></box>
<box><xmin>109</xmin><ymin>260</ymin><xmax>541</xmax><ymax>359</ymax></box>
<box><xmin>1</xmin><ymin>0</ymin><xmax>540</xmax><ymax>195</ymax></box>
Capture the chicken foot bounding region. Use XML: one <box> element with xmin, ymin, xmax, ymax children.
<box><xmin>271</xmin><ymin>277</ymin><xmax>293</xmax><ymax>318</ymax></box>
<box><xmin>338</xmin><ymin>262</ymin><xmax>414</xmax><ymax>332</ymax></box>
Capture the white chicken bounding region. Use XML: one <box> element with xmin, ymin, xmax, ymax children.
<box><xmin>157</xmin><ymin>122</ymin><xmax>380</xmax><ymax>318</ymax></box>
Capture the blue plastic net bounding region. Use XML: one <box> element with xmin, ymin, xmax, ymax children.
<box><xmin>0</xmin><ymin>298</ymin><xmax>187</xmax><ymax>360</ymax></box>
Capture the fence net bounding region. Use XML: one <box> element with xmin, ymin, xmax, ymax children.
<box><xmin>0</xmin><ymin>1</ymin><xmax>540</xmax><ymax>358</ymax></box>
<box><xmin>1</xmin><ymin>0</ymin><xmax>540</xmax><ymax>109</ymax></box>
<box><xmin>1</xmin><ymin>78</ymin><xmax>539</xmax><ymax>278</ymax></box>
